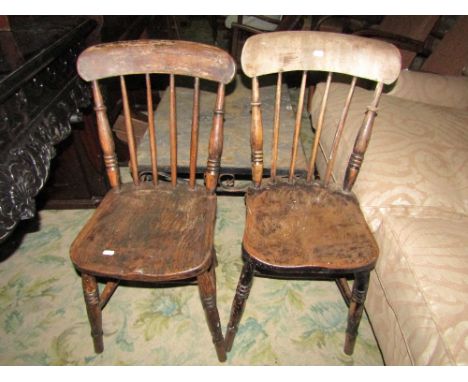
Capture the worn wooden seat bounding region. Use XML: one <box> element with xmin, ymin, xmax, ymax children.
<box><xmin>225</xmin><ymin>31</ymin><xmax>401</xmax><ymax>356</ymax></box>
<box><xmin>243</xmin><ymin>180</ymin><xmax>378</xmax><ymax>272</ymax></box>
<box><xmin>70</xmin><ymin>39</ymin><xmax>236</xmax><ymax>362</ymax></box>
<box><xmin>71</xmin><ymin>183</ymin><xmax>216</xmax><ymax>282</ymax></box>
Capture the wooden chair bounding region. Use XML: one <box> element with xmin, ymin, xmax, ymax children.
<box><xmin>225</xmin><ymin>31</ymin><xmax>401</xmax><ymax>355</ymax></box>
<box><xmin>70</xmin><ymin>40</ymin><xmax>236</xmax><ymax>362</ymax></box>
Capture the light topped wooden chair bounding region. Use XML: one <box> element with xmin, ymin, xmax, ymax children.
<box><xmin>225</xmin><ymin>31</ymin><xmax>401</xmax><ymax>355</ymax></box>
<box><xmin>70</xmin><ymin>40</ymin><xmax>236</xmax><ymax>362</ymax></box>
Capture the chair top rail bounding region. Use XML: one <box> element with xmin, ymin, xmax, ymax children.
<box><xmin>77</xmin><ymin>39</ymin><xmax>236</xmax><ymax>84</ymax></box>
<box><xmin>241</xmin><ymin>31</ymin><xmax>401</xmax><ymax>84</ymax></box>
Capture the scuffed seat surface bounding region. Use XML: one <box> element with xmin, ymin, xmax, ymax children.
<box><xmin>243</xmin><ymin>180</ymin><xmax>379</xmax><ymax>273</ymax></box>
<box><xmin>70</xmin><ymin>182</ymin><xmax>216</xmax><ymax>282</ymax></box>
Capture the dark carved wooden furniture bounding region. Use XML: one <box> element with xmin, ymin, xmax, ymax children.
<box><xmin>39</xmin><ymin>16</ymin><xmax>154</xmax><ymax>210</ymax></box>
<box><xmin>0</xmin><ymin>16</ymin><xmax>96</xmax><ymax>242</ymax></box>
<box><xmin>225</xmin><ymin>31</ymin><xmax>401</xmax><ymax>355</ymax></box>
<box><xmin>70</xmin><ymin>40</ymin><xmax>236</xmax><ymax>362</ymax></box>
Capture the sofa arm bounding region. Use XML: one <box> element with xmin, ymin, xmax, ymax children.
<box><xmin>387</xmin><ymin>69</ymin><xmax>468</xmax><ymax>110</ymax></box>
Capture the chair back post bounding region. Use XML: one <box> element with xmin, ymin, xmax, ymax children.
<box><xmin>288</xmin><ymin>70</ymin><xmax>307</xmax><ymax>183</ymax></box>
<box><xmin>307</xmin><ymin>72</ymin><xmax>332</xmax><ymax>183</ymax></box>
<box><xmin>91</xmin><ymin>80</ymin><xmax>121</xmax><ymax>188</ymax></box>
<box><xmin>205</xmin><ymin>83</ymin><xmax>226</xmax><ymax>194</ymax></box>
<box><xmin>251</xmin><ymin>77</ymin><xmax>264</xmax><ymax>188</ymax></box>
<box><xmin>343</xmin><ymin>81</ymin><xmax>384</xmax><ymax>192</ymax></box>
<box><xmin>270</xmin><ymin>71</ymin><xmax>282</xmax><ymax>180</ymax></box>
<box><xmin>169</xmin><ymin>74</ymin><xmax>178</xmax><ymax>187</ymax></box>
<box><xmin>145</xmin><ymin>73</ymin><xmax>159</xmax><ymax>186</ymax></box>
<box><xmin>323</xmin><ymin>76</ymin><xmax>357</xmax><ymax>186</ymax></box>
<box><xmin>189</xmin><ymin>77</ymin><xmax>201</xmax><ymax>189</ymax></box>
<box><xmin>120</xmin><ymin>75</ymin><xmax>140</xmax><ymax>186</ymax></box>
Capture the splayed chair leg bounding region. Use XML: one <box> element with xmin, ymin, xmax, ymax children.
<box><xmin>225</xmin><ymin>257</ymin><xmax>255</xmax><ymax>352</ymax></box>
<box><xmin>82</xmin><ymin>273</ymin><xmax>104</xmax><ymax>353</ymax></box>
<box><xmin>344</xmin><ymin>271</ymin><xmax>370</xmax><ymax>355</ymax></box>
<box><xmin>198</xmin><ymin>265</ymin><xmax>226</xmax><ymax>362</ymax></box>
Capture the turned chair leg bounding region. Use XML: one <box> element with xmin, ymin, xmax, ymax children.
<box><xmin>81</xmin><ymin>273</ymin><xmax>104</xmax><ymax>353</ymax></box>
<box><xmin>344</xmin><ymin>271</ymin><xmax>370</xmax><ymax>355</ymax></box>
<box><xmin>225</xmin><ymin>258</ymin><xmax>255</xmax><ymax>352</ymax></box>
<box><xmin>198</xmin><ymin>265</ymin><xmax>226</xmax><ymax>362</ymax></box>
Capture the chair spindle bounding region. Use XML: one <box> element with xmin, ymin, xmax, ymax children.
<box><xmin>91</xmin><ymin>81</ymin><xmax>120</xmax><ymax>188</ymax></box>
<box><xmin>189</xmin><ymin>77</ymin><xmax>201</xmax><ymax>189</ymax></box>
<box><xmin>323</xmin><ymin>76</ymin><xmax>357</xmax><ymax>186</ymax></box>
<box><xmin>307</xmin><ymin>72</ymin><xmax>333</xmax><ymax>182</ymax></box>
<box><xmin>288</xmin><ymin>70</ymin><xmax>307</xmax><ymax>182</ymax></box>
<box><xmin>169</xmin><ymin>74</ymin><xmax>177</xmax><ymax>187</ymax></box>
<box><xmin>120</xmin><ymin>76</ymin><xmax>140</xmax><ymax>186</ymax></box>
<box><xmin>205</xmin><ymin>83</ymin><xmax>226</xmax><ymax>194</ymax></box>
<box><xmin>146</xmin><ymin>74</ymin><xmax>158</xmax><ymax>186</ymax></box>
<box><xmin>343</xmin><ymin>82</ymin><xmax>384</xmax><ymax>192</ymax></box>
<box><xmin>251</xmin><ymin>77</ymin><xmax>264</xmax><ymax>188</ymax></box>
<box><xmin>271</xmin><ymin>72</ymin><xmax>282</xmax><ymax>180</ymax></box>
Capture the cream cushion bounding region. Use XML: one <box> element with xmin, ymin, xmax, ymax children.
<box><xmin>314</xmin><ymin>83</ymin><xmax>468</xmax><ymax>228</ymax></box>
<box><xmin>387</xmin><ymin>70</ymin><xmax>468</xmax><ymax>110</ymax></box>
<box><xmin>311</xmin><ymin>76</ymin><xmax>468</xmax><ymax>365</ymax></box>
<box><xmin>368</xmin><ymin>210</ymin><xmax>468</xmax><ymax>365</ymax></box>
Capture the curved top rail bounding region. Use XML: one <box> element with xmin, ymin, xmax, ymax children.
<box><xmin>241</xmin><ymin>31</ymin><xmax>401</xmax><ymax>84</ymax></box>
<box><xmin>77</xmin><ymin>39</ymin><xmax>237</xmax><ymax>84</ymax></box>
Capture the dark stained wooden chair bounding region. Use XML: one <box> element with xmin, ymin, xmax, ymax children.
<box><xmin>225</xmin><ymin>31</ymin><xmax>401</xmax><ymax>356</ymax></box>
<box><xmin>70</xmin><ymin>40</ymin><xmax>236</xmax><ymax>362</ymax></box>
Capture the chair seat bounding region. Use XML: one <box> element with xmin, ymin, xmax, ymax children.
<box><xmin>243</xmin><ymin>180</ymin><xmax>379</xmax><ymax>273</ymax></box>
<box><xmin>70</xmin><ymin>182</ymin><xmax>216</xmax><ymax>282</ymax></box>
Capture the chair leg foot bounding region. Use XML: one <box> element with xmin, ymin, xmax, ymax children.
<box><xmin>225</xmin><ymin>258</ymin><xmax>255</xmax><ymax>352</ymax></box>
<box><xmin>82</xmin><ymin>273</ymin><xmax>104</xmax><ymax>354</ymax></box>
<box><xmin>344</xmin><ymin>271</ymin><xmax>370</xmax><ymax>355</ymax></box>
<box><xmin>198</xmin><ymin>266</ymin><xmax>226</xmax><ymax>362</ymax></box>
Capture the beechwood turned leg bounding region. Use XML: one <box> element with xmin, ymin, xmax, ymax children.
<box><xmin>197</xmin><ymin>266</ymin><xmax>226</xmax><ymax>362</ymax></box>
<box><xmin>81</xmin><ymin>273</ymin><xmax>104</xmax><ymax>353</ymax></box>
<box><xmin>225</xmin><ymin>258</ymin><xmax>255</xmax><ymax>352</ymax></box>
<box><xmin>343</xmin><ymin>271</ymin><xmax>370</xmax><ymax>355</ymax></box>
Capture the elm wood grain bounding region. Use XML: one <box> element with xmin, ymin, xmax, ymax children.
<box><xmin>77</xmin><ymin>39</ymin><xmax>236</xmax><ymax>84</ymax></box>
<box><xmin>70</xmin><ymin>40</ymin><xmax>235</xmax><ymax>362</ymax></box>
<box><xmin>241</xmin><ymin>31</ymin><xmax>401</xmax><ymax>84</ymax></box>
<box><xmin>242</xmin><ymin>180</ymin><xmax>378</xmax><ymax>272</ymax></box>
<box><xmin>226</xmin><ymin>31</ymin><xmax>401</xmax><ymax>356</ymax></box>
<box><xmin>70</xmin><ymin>183</ymin><xmax>217</xmax><ymax>282</ymax></box>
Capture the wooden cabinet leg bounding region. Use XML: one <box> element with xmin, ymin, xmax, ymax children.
<box><xmin>82</xmin><ymin>273</ymin><xmax>104</xmax><ymax>353</ymax></box>
<box><xmin>225</xmin><ymin>258</ymin><xmax>255</xmax><ymax>352</ymax></box>
<box><xmin>198</xmin><ymin>266</ymin><xmax>226</xmax><ymax>362</ymax></box>
<box><xmin>344</xmin><ymin>271</ymin><xmax>370</xmax><ymax>355</ymax></box>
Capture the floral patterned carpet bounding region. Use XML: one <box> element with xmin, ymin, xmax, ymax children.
<box><xmin>0</xmin><ymin>193</ymin><xmax>383</xmax><ymax>365</ymax></box>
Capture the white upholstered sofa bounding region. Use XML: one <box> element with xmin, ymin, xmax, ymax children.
<box><xmin>311</xmin><ymin>70</ymin><xmax>468</xmax><ymax>365</ymax></box>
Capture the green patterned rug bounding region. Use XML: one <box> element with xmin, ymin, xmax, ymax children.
<box><xmin>0</xmin><ymin>194</ymin><xmax>383</xmax><ymax>365</ymax></box>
